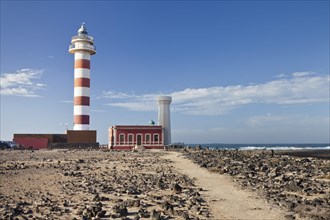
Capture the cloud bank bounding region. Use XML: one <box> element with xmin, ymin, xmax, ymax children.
<box><xmin>0</xmin><ymin>69</ymin><xmax>46</xmax><ymax>97</ymax></box>
<box><xmin>103</xmin><ymin>72</ymin><xmax>329</xmax><ymax>115</ymax></box>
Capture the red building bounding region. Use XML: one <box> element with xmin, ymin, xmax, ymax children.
<box><xmin>108</xmin><ymin>125</ymin><xmax>164</xmax><ymax>150</ymax></box>
<box><xmin>13</xmin><ymin>130</ymin><xmax>97</xmax><ymax>149</ymax></box>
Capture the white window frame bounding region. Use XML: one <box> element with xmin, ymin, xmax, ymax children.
<box><xmin>119</xmin><ymin>133</ymin><xmax>125</xmax><ymax>145</ymax></box>
<box><xmin>145</xmin><ymin>133</ymin><xmax>151</xmax><ymax>145</ymax></box>
<box><xmin>128</xmin><ymin>133</ymin><xmax>134</xmax><ymax>145</ymax></box>
<box><xmin>153</xmin><ymin>134</ymin><xmax>159</xmax><ymax>145</ymax></box>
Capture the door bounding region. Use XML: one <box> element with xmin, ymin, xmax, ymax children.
<box><xmin>137</xmin><ymin>134</ymin><xmax>142</xmax><ymax>146</ymax></box>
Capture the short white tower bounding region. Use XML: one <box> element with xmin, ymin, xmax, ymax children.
<box><xmin>157</xmin><ymin>96</ymin><xmax>172</xmax><ymax>146</ymax></box>
<box><xmin>69</xmin><ymin>23</ymin><xmax>96</xmax><ymax>130</ymax></box>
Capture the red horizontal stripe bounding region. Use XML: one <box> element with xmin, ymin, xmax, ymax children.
<box><xmin>74</xmin><ymin>78</ymin><xmax>90</xmax><ymax>87</ymax></box>
<box><xmin>74</xmin><ymin>96</ymin><xmax>90</xmax><ymax>106</ymax></box>
<box><xmin>74</xmin><ymin>115</ymin><xmax>89</xmax><ymax>124</ymax></box>
<box><xmin>75</xmin><ymin>59</ymin><xmax>90</xmax><ymax>69</ymax></box>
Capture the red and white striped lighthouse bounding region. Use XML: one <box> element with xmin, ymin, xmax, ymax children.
<box><xmin>69</xmin><ymin>23</ymin><xmax>96</xmax><ymax>130</ymax></box>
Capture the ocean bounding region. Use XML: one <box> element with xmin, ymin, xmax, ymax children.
<box><xmin>187</xmin><ymin>143</ymin><xmax>330</xmax><ymax>151</ymax></box>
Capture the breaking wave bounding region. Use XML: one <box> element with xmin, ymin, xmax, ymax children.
<box><xmin>193</xmin><ymin>143</ymin><xmax>330</xmax><ymax>151</ymax></box>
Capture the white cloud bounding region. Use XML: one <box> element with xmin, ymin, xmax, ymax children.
<box><xmin>103</xmin><ymin>91</ymin><xmax>136</xmax><ymax>99</ymax></box>
<box><xmin>246</xmin><ymin>113</ymin><xmax>289</xmax><ymax>127</ymax></box>
<box><xmin>103</xmin><ymin>91</ymin><xmax>160</xmax><ymax>111</ymax></box>
<box><xmin>102</xmin><ymin>72</ymin><xmax>329</xmax><ymax>115</ymax></box>
<box><xmin>0</xmin><ymin>87</ymin><xmax>37</xmax><ymax>97</ymax></box>
<box><xmin>275</xmin><ymin>73</ymin><xmax>287</xmax><ymax>78</ymax></box>
<box><xmin>91</xmin><ymin>109</ymin><xmax>106</xmax><ymax>113</ymax></box>
<box><xmin>0</xmin><ymin>69</ymin><xmax>46</xmax><ymax>97</ymax></box>
<box><xmin>60</xmin><ymin>100</ymin><xmax>73</xmax><ymax>103</ymax></box>
<box><xmin>292</xmin><ymin>71</ymin><xmax>314</xmax><ymax>77</ymax></box>
<box><xmin>107</xmin><ymin>101</ymin><xmax>157</xmax><ymax>112</ymax></box>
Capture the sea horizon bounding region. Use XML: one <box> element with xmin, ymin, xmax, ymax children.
<box><xmin>185</xmin><ymin>143</ymin><xmax>330</xmax><ymax>150</ymax></box>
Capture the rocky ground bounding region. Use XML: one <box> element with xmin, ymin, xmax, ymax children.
<box><xmin>178</xmin><ymin>148</ymin><xmax>330</xmax><ymax>220</ymax></box>
<box><xmin>0</xmin><ymin>149</ymin><xmax>211</xmax><ymax>220</ymax></box>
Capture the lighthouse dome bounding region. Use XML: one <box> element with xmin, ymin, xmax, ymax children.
<box><xmin>78</xmin><ymin>23</ymin><xmax>88</xmax><ymax>35</ymax></box>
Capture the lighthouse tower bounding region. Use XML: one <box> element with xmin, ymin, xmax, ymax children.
<box><xmin>157</xmin><ymin>96</ymin><xmax>172</xmax><ymax>146</ymax></box>
<box><xmin>69</xmin><ymin>23</ymin><xmax>96</xmax><ymax>130</ymax></box>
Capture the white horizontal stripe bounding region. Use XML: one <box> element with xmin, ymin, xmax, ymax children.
<box><xmin>73</xmin><ymin>124</ymin><xmax>89</xmax><ymax>130</ymax></box>
<box><xmin>74</xmin><ymin>105</ymin><xmax>90</xmax><ymax>115</ymax></box>
<box><xmin>74</xmin><ymin>52</ymin><xmax>90</xmax><ymax>60</ymax></box>
<box><xmin>74</xmin><ymin>87</ymin><xmax>90</xmax><ymax>97</ymax></box>
<box><xmin>74</xmin><ymin>69</ymin><xmax>90</xmax><ymax>79</ymax></box>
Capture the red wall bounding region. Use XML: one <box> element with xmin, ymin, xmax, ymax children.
<box><xmin>66</xmin><ymin>130</ymin><xmax>97</xmax><ymax>143</ymax></box>
<box><xmin>112</xmin><ymin>145</ymin><xmax>164</xmax><ymax>150</ymax></box>
<box><xmin>109</xmin><ymin>125</ymin><xmax>164</xmax><ymax>150</ymax></box>
<box><xmin>14</xmin><ymin>137</ymin><xmax>48</xmax><ymax>149</ymax></box>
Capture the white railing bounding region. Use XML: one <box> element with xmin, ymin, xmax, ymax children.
<box><xmin>69</xmin><ymin>44</ymin><xmax>96</xmax><ymax>51</ymax></box>
<box><xmin>72</xmin><ymin>35</ymin><xmax>94</xmax><ymax>42</ymax></box>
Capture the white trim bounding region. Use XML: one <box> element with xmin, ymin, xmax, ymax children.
<box><xmin>74</xmin><ymin>87</ymin><xmax>90</xmax><ymax>97</ymax></box>
<box><xmin>74</xmin><ymin>69</ymin><xmax>90</xmax><ymax>78</ymax></box>
<box><xmin>145</xmin><ymin>133</ymin><xmax>151</xmax><ymax>145</ymax></box>
<box><xmin>74</xmin><ymin>106</ymin><xmax>89</xmax><ymax>115</ymax></box>
<box><xmin>108</xmin><ymin>127</ymin><xmax>112</xmax><ymax>146</ymax></box>
<box><xmin>111</xmin><ymin>126</ymin><xmax>162</xmax><ymax>130</ymax></box>
<box><xmin>128</xmin><ymin>133</ymin><xmax>134</xmax><ymax>145</ymax></box>
<box><xmin>119</xmin><ymin>133</ymin><xmax>125</xmax><ymax>145</ymax></box>
<box><xmin>75</xmin><ymin>52</ymin><xmax>90</xmax><ymax>60</ymax></box>
<box><xmin>73</xmin><ymin>124</ymin><xmax>89</xmax><ymax>130</ymax></box>
<box><xmin>153</xmin><ymin>134</ymin><xmax>159</xmax><ymax>145</ymax></box>
<box><xmin>114</xmin><ymin>128</ymin><xmax>117</xmax><ymax>146</ymax></box>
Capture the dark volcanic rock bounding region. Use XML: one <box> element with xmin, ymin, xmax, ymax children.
<box><xmin>0</xmin><ymin>150</ymin><xmax>211</xmax><ymax>220</ymax></box>
<box><xmin>173</xmin><ymin>183</ymin><xmax>183</xmax><ymax>194</ymax></box>
<box><xmin>151</xmin><ymin>209</ymin><xmax>161</xmax><ymax>220</ymax></box>
<box><xmin>112</xmin><ymin>203</ymin><xmax>128</xmax><ymax>217</ymax></box>
<box><xmin>178</xmin><ymin>148</ymin><xmax>330</xmax><ymax>220</ymax></box>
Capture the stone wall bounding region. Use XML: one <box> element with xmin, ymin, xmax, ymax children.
<box><xmin>49</xmin><ymin>143</ymin><xmax>99</xmax><ymax>149</ymax></box>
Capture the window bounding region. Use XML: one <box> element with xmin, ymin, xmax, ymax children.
<box><xmin>145</xmin><ymin>134</ymin><xmax>151</xmax><ymax>144</ymax></box>
<box><xmin>128</xmin><ymin>134</ymin><xmax>134</xmax><ymax>145</ymax></box>
<box><xmin>119</xmin><ymin>134</ymin><xmax>125</xmax><ymax>145</ymax></box>
<box><xmin>154</xmin><ymin>134</ymin><xmax>159</xmax><ymax>143</ymax></box>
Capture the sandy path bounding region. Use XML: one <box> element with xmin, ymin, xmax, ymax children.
<box><xmin>163</xmin><ymin>151</ymin><xmax>289</xmax><ymax>220</ymax></box>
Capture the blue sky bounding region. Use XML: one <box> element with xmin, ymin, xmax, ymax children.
<box><xmin>1</xmin><ymin>0</ymin><xmax>329</xmax><ymax>144</ymax></box>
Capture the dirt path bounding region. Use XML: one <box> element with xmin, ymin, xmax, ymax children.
<box><xmin>163</xmin><ymin>151</ymin><xmax>289</xmax><ymax>220</ymax></box>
